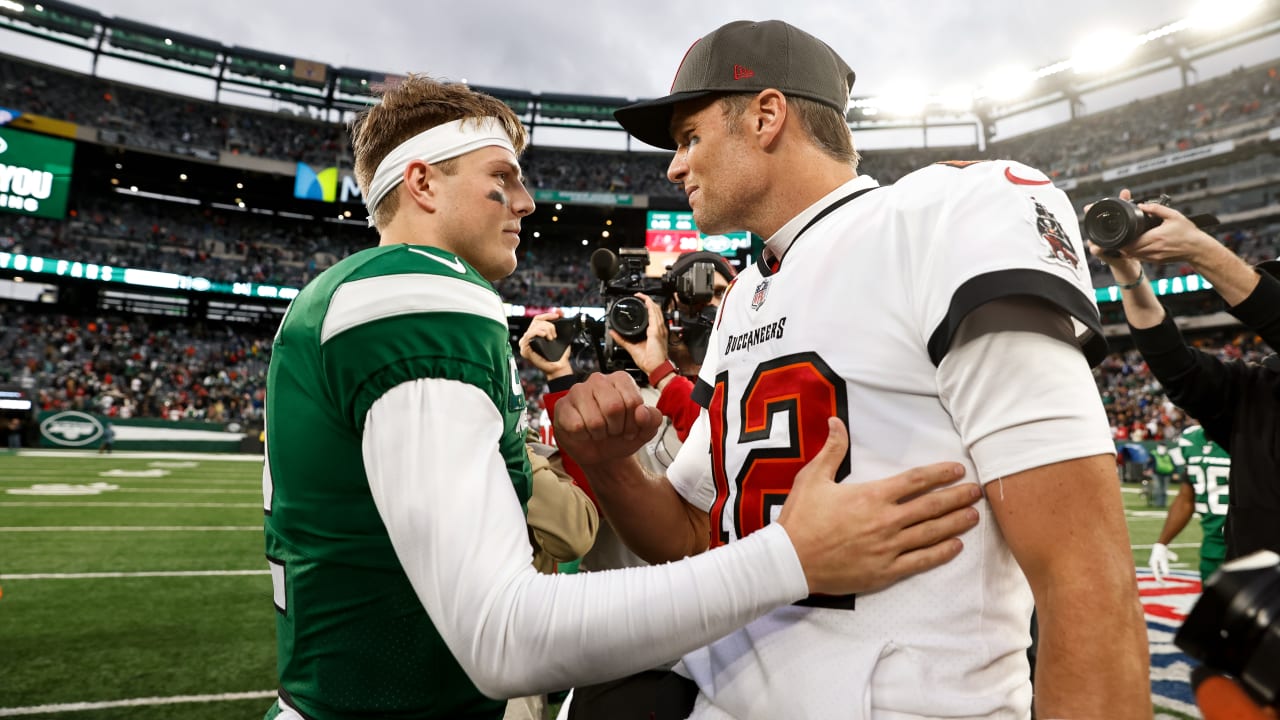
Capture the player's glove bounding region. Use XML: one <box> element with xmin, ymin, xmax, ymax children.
<box><xmin>1149</xmin><ymin>542</ymin><xmax>1179</xmax><ymax>583</ymax></box>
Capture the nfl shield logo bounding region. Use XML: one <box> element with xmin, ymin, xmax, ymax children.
<box><xmin>751</xmin><ymin>279</ymin><xmax>770</xmax><ymax>310</ymax></box>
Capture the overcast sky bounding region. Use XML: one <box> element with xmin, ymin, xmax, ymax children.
<box><xmin>7</xmin><ymin>0</ymin><xmax>1280</xmax><ymax>148</ymax></box>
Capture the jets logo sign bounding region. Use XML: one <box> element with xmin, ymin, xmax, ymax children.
<box><xmin>39</xmin><ymin>411</ymin><xmax>104</xmax><ymax>447</ymax></box>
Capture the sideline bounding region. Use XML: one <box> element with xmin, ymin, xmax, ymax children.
<box><xmin>1</xmin><ymin>569</ymin><xmax>269</xmax><ymax>580</ymax></box>
<box><xmin>0</xmin><ymin>691</ymin><xmax>275</xmax><ymax>717</ymax></box>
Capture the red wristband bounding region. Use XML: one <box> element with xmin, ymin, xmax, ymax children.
<box><xmin>647</xmin><ymin>359</ymin><xmax>677</xmax><ymax>388</ymax></box>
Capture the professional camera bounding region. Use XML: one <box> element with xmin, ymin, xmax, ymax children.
<box><xmin>1083</xmin><ymin>194</ymin><xmax>1171</xmax><ymax>252</ymax></box>
<box><xmin>592</xmin><ymin>247</ymin><xmax>717</xmax><ymax>376</ymax></box>
<box><xmin>528</xmin><ymin>247</ymin><xmax>720</xmax><ymax>379</ymax></box>
<box><xmin>1175</xmin><ymin>550</ymin><xmax>1280</xmax><ymax>709</ymax></box>
<box><xmin>1083</xmin><ymin>194</ymin><xmax>1220</xmax><ymax>253</ymax></box>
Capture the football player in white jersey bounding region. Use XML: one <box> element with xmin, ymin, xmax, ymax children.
<box><xmin>555</xmin><ymin>19</ymin><xmax>1151</xmax><ymax>720</ymax></box>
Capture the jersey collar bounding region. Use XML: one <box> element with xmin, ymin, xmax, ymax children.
<box><xmin>759</xmin><ymin>175</ymin><xmax>880</xmax><ymax>274</ymax></box>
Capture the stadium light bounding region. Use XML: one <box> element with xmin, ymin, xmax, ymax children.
<box><xmin>873</xmin><ymin>83</ymin><xmax>930</xmax><ymax>117</ymax></box>
<box><xmin>936</xmin><ymin>85</ymin><xmax>976</xmax><ymax>113</ymax></box>
<box><xmin>978</xmin><ymin>67</ymin><xmax>1036</xmax><ymax>102</ymax></box>
<box><xmin>1188</xmin><ymin>0</ymin><xmax>1263</xmax><ymax>30</ymax></box>
<box><xmin>1070</xmin><ymin>30</ymin><xmax>1139</xmax><ymax>74</ymax></box>
<box><xmin>0</xmin><ymin>1</ymin><xmax>24</xmax><ymax>12</ymax></box>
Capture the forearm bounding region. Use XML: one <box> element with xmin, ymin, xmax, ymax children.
<box><xmin>988</xmin><ymin>456</ymin><xmax>1151</xmax><ymax>717</ymax></box>
<box><xmin>1190</xmin><ymin>241</ymin><xmax>1261</xmax><ymax>307</ymax></box>
<box><xmin>1156</xmin><ymin>495</ymin><xmax>1193</xmax><ymax>546</ymax></box>
<box><xmin>1118</xmin><ymin>274</ymin><xmax>1168</xmax><ymax>330</ymax></box>
<box><xmin>1224</xmin><ymin>269</ymin><xmax>1280</xmax><ymax>351</ymax></box>
<box><xmin>364</xmin><ymin>380</ymin><xmax>806</xmax><ymax>698</ymax></box>
<box><xmin>1033</xmin><ymin>568</ymin><xmax>1151</xmax><ymax>717</ymax></box>
<box><xmin>581</xmin><ymin>454</ymin><xmax>709</xmax><ymax>563</ymax></box>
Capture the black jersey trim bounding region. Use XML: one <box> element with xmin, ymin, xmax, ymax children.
<box><xmin>926</xmin><ymin>269</ymin><xmax>1108</xmax><ymax>368</ymax></box>
<box><xmin>692</xmin><ymin>378</ymin><xmax>714</xmax><ymax>409</ymax></box>
<box><xmin>266</xmin><ymin>554</ymin><xmax>287</xmax><ymax>616</ymax></box>
<box><xmin>755</xmin><ymin>187</ymin><xmax>881</xmax><ymax>278</ymax></box>
<box><xmin>277</xmin><ymin>688</ymin><xmax>319</xmax><ymax>720</ymax></box>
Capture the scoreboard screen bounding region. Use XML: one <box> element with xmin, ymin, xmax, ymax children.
<box><xmin>645</xmin><ymin>210</ymin><xmax>750</xmax><ymax>256</ymax></box>
<box><xmin>0</xmin><ymin>126</ymin><xmax>74</xmax><ymax>220</ymax></box>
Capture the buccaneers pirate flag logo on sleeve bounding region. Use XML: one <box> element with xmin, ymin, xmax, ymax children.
<box><xmin>1034</xmin><ymin>199</ymin><xmax>1080</xmax><ymax>270</ymax></box>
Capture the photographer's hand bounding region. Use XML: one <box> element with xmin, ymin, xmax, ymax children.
<box><xmin>1125</xmin><ymin>202</ymin><xmax>1261</xmax><ymax>307</ymax></box>
<box><xmin>519</xmin><ymin>310</ymin><xmax>573</xmax><ymax>380</ymax></box>
<box><xmin>610</xmin><ymin>293</ymin><xmax>672</xmax><ymax>377</ymax></box>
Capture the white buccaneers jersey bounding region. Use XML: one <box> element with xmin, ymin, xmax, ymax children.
<box><xmin>671</xmin><ymin>162</ymin><xmax>1106</xmax><ymax>719</ymax></box>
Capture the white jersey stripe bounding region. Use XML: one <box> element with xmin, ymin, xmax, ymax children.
<box><xmin>321</xmin><ymin>273</ymin><xmax>505</xmax><ymax>344</ymax></box>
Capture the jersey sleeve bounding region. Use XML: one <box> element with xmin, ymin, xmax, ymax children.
<box><xmin>318</xmin><ymin>249</ymin><xmax>514</xmax><ymax>432</ymax></box>
<box><xmin>364</xmin><ymin>379</ymin><xmax>808</xmax><ymax>698</ymax></box>
<box><xmin>908</xmin><ymin>161</ymin><xmax>1107</xmax><ymax>367</ymax></box>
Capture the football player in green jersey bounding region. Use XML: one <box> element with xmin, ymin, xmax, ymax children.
<box><xmin>262</xmin><ymin>74</ymin><xmax>984</xmax><ymax>720</ymax></box>
<box><xmin>1149</xmin><ymin>426</ymin><xmax>1232</xmax><ymax>582</ymax></box>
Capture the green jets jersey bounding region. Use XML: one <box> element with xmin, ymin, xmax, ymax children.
<box><xmin>262</xmin><ymin>243</ymin><xmax>531</xmax><ymax>720</ymax></box>
<box><xmin>1171</xmin><ymin>426</ymin><xmax>1231</xmax><ymax>563</ymax></box>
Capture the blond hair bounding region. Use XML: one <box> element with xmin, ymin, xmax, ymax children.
<box><xmin>351</xmin><ymin>75</ymin><xmax>528</xmax><ymax>229</ymax></box>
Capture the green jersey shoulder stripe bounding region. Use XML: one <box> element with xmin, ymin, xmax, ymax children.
<box><xmin>322</xmin><ymin>272</ymin><xmax>505</xmax><ymax>344</ymax></box>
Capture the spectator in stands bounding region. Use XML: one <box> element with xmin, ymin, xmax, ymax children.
<box><xmin>1090</xmin><ymin>189</ymin><xmax>1280</xmax><ymax>561</ymax></box>
<box><xmin>261</xmin><ymin>72</ymin><xmax>981</xmax><ymax>720</ymax></box>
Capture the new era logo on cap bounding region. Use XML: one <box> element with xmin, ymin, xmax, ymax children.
<box><xmin>614</xmin><ymin>20</ymin><xmax>856</xmax><ymax>150</ymax></box>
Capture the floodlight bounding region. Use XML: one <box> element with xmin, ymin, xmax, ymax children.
<box><xmin>1188</xmin><ymin>0</ymin><xmax>1262</xmax><ymax>30</ymax></box>
<box><xmin>1071</xmin><ymin>30</ymin><xmax>1139</xmax><ymax>74</ymax></box>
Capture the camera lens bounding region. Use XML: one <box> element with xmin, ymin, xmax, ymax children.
<box><xmin>607</xmin><ymin>297</ymin><xmax>649</xmax><ymax>341</ymax></box>
<box><xmin>1084</xmin><ymin>199</ymin><xmax>1140</xmax><ymax>251</ymax></box>
<box><xmin>1175</xmin><ymin>550</ymin><xmax>1280</xmax><ymax>707</ymax></box>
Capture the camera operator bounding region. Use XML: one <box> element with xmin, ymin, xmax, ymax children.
<box><xmin>1089</xmin><ymin>189</ymin><xmax>1280</xmax><ymax>561</ymax></box>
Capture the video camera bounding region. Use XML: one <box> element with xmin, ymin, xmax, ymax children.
<box><xmin>530</xmin><ymin>247</ymin><xmax>719</xmax><ymax>379</ymax></box>
<box><xmin>1175</xmin><ymin>550</ymin><xmax>1280</xmax><ymax>711</ymax></box>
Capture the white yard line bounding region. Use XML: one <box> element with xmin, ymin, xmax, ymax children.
<box><xmin>0</xmin><ymin>502</ymin><xmax>259</xmax><ymax>508</ymax></box>
<box><xmin>1</xmin><ymin>569</ymin><xmax>269</xmax><ymax>580</ymax></box>
<box><xmin>1130</xmin><ymin>542</ymin><xmax>1200</xmax><ymax>550</ymax></box>
<box><xmin>113</xmin><ymin>488</ymin><xmax>261</xmax><ymax>494</ymax></box>
<box><xmin>9</xmin><ymin>451</ymin><xmax>264</xmax><ymax>461</ymax></box>
<box><xmin>0</xmin><ymin>526</ymin><xmax>260</xmax><ymax>532</ymax></box>
<box><xmin>0</xmin><ymin>691</ymin><xmax>275</xmax><ymax>717</ymax></box>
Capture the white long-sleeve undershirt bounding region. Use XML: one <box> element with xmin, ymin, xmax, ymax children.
<box><xmin>362</xmin><ymin>377</ymin><xmax>808</xmax><ymax>699</ymax></box>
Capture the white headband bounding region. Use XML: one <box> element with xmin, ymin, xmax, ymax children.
<box><xmin>364</xmin><ymin>117</ymin><xmax>517</xmax><ymax>226</ymax></box>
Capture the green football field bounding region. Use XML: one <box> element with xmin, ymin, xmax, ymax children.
<box><xmin>0</xmin><ymin>451</ymin><xmax>1205</xmax><ymax>719</ymax></box>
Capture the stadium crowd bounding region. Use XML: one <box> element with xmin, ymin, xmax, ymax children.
<box><xmin>1</xmin><ymin>50</ymin><xmax>1278</xmax><ymax>440</ymax></box>
<box><xmin>0</xmin><ymin>305</ymin><xmax>270</xmax><ymax>424</ymax></box>
<box><xmin>2</xmin><ymin>302</ymin><xmax>1269</xmax><ymax>446</ymax></box>
<box><xmin>2</xmin><ymin>53</ymin><xmax>1277</xmax><ymax>190</ymax></box>
<box><xmin>1094</xmin><ymin>329</ymin><xmax>1273</xmax><ymax>442</ymax></box>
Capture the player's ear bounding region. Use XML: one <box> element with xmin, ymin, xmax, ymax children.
<box><xmin>754</xmin><ymin>89</ymin><xmax>786</xmax><ymax>149</ymax></box>
<box><xmin>402</xmin><ymin>159</ymin><xmax>441</xmax><ymax>213</ymax></box>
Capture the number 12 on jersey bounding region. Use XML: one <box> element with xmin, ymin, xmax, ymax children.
<box><xmin>707</xmin><ymin>352</ymin><xmax>850</xmax><ymax>547</ymax></box>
